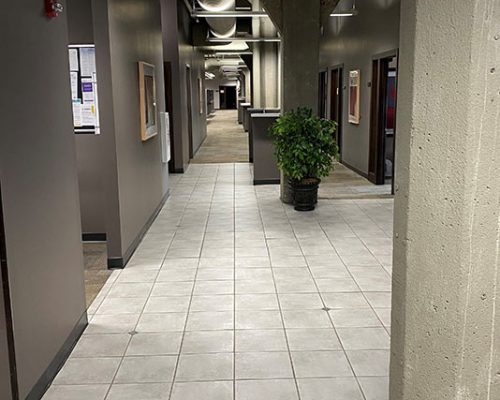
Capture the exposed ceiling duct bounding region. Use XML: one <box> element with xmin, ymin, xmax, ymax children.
<box><xmin>198</xmin><ymin>0</ymin><xmax>237</xmax><ymax>38</ymax></box>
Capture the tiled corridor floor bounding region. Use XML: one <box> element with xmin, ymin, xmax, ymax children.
<box><xmin>44</xmin><ymin>163</ymin><xmax>393</xmax><ymax>400</ymax></box>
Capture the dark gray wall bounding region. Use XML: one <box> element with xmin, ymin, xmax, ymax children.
<box><xmin>162</xmin><ymin>0</ymin><xmax>207</xmax><ymax>171</ymax></box>
<box><xmin>93</xmin><ymin>0</ymin><xmax>169</xmax><ymax>259</ymax></box>
<box><xmin>67</xmin><ymin>0</ymin><xmax>108</xmax><ymax>235</ymax></box>
<box><xmin>1</xmin><ymin>0</ymin><xmax>87</xmax><ymax>398</ymax></box>
<box><xmin>320</xmin><ymin>0</ymin><xmax>400</xmax><ymax>174</ymax></box>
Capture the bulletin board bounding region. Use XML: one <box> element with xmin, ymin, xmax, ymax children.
<box><xmin>68</xmin><ymin>45</ymin><xmax>100</xmax><ymax>134</ymax></box>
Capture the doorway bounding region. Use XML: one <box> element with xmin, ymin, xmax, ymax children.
<box><xmin>330</xmin><ymin>66</ymin><xmax>344</xmax><ymax>160</ymax></box>
<box><xmin>186</xmin><ymin>65</ymin><xmax>194</xmax><ymax>159</ymax></box>
<box><xmin>318</xmin><ymin>70</ymin><xmax>328</xmax><ymax>119</ymax></box>
<box><xmin>369</xmin><ymin>52</ymin><xmax>398</xmax><ymax>188</ymax></box>
<box><xmin>219</xmin><ymin>85</ymin><xmax>237</xmax><ymax>109</ymax></box>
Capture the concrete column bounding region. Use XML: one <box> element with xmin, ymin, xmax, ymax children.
<box><xmin>252</xmin><ymin>0</ymin><xmax>280</xmax><ymax>109</ymax></box>
<box><xmin>391</xmin><ymin>1</ymin><xmax>500</xmax><ymax>399</ymax></box>
<box><xmin>281</xmin><ymin>0</ymin><xmax>320</xmax><ymax>112</ymax></box>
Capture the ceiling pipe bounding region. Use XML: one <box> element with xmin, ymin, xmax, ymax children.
<box><xmin>197</xmin><ymin>0</ymin><xmax>237</xmax><ymax>38</ymax></box>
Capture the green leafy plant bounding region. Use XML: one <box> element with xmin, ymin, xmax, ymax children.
<box><xmin>269</xmin><ymin>107</ymin><xmax>339</xmax><ymax>181</ymax></box>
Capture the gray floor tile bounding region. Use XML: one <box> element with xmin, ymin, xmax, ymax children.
<box><xmin>136</xmin><ymin>313</ymin><xmax>187</xmax><ymax>332</ymax></box>
<box><xmin>279</xmin><ymin>293</ymin><xmax>324</xmax><ymax>310</ymax></box>
<box><xmin>114</xmin><ymin>355</ymin><xmax>177</xmax><ymax>383</ymax></box>
<box><xmin>106</xmin><ymin>383</ymin><xmax>171</xmax><ymax>400</ymax></box>
<box><xmin>235</xmin><ymin>294</ymin><xmax>279</xmax><ymax>310</ymax></box>
<box><xmin>182</xmin><ymin>330</ymin><xmax>234</xmax><ymax>354</ymax></box>
<box><xmin>42</xmin><ymin>384</ymin><xmax>109</xmax><ymax>400</ymax></box>
<box><xmin>282</xmin><ymin>310</ymin><xmax>332</xmax><ymax>329</ymax></box>
<box><xmin>186</xmin><ymin>311</ymin><xmax>234</xmax><ymax>331</ymax></box>
<box><xmin>150</xmin><ymin>282</ymin><xmax>194</xmax><ymax>297</ymax></box>
<box><xmin>236</xmin><ymin>310</ymin><xmax>283</xmax><ymax>329</ymax></box>
<box><xmin>235</xmin><ymin>329</ymin><xmax>288</xmax><ymax>352</ymax></box>
<box><xmin>287</xmin><ymin>329</ymin><xmax>341</xmax><ymax>351</ymax></box>
<box><xmin>291</xmin><ymin>351</ymin><xmax>353</xmax><ymax>378</ymax></box>
<box><xmin>126</xmin><ymin>332</ymin><xmax>183</xmax><ymax>356</ymax></box>
<box><xmin>337</xmin><ymin>328</ymin><xmax>390</xmax><ymax>350</ymax></box>
<box><xmin>358</xmin><ymin>377</ymin><xmax>390</xmax><ymax>400</ymax></box>
<box><xmin>235</xmin><ymin>352</ymin><xmax>294</xmax><ymax>379</ymax></box>
<box><xmin>84</xmin><ymin>314</ymin><xmax>140</xmax><ymax>335</ymax></box>
<box><xmin>346</xmin><ymin>350</ymin><xmax>390</xmax><ymax>377</ymax></box>
<box><xmin>190</xmin><ymin>294</ymin><xmax>234</xmax><ymax>312</ymax></box>
<box><xmin>236</xmin><ymin>379</ymin><xmax>298</xmax><ymax>400</ymax></box>
<box><xmin>53</xmin><ymin>358</ymin><xmax>121</xmax><ymax>384</ymax></box>
<box><xmin>71</xmin><ymin>334</ymin><xmax>130</xmax><ymax>357</ymax></box>
<box><xmin>297</xmin><ymin>377</ymin><xmax>364</xmax><ymax>400</ymax></box>
<box><xmin>171</xmin><ymin>381</ymin><xmax>233</xmax><ymax>400</ymax></box>
<box><xmin>144</xmin><ymin>296</ymin><xmax>191</xmax><ymax>313</ymax></box>
<box><xmin>176</xmin><ymin>353</ymin><xmax>233</xmax><ymax>381</ymax></box>
<box><xmin>330</xmin><ymin>309</ymin><xmax>382</xmax><ymax>328</ymax></box>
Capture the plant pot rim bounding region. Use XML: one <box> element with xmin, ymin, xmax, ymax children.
<box><xmin>291</xmin><ymin>177</ymin><xmax>321</xmax><ymax>186</ymax></box>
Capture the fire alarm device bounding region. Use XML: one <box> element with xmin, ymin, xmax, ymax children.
<box><xmin>45</xmin><ymin>0</ymin><xmax>63</xmax><ymax>18</ymax></box>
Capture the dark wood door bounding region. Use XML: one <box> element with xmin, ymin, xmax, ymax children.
<box><xmin>330</xmin><ymin>68</ymin><xmax>343</xmax><ymax>160</ymax></box>
<box><xmin>369</xmin><ymin>55</ymin><xmax>398</xmax><ymax>187</ymax></box>
<box><xmin>186</xmin><ymin>66</ymin><xmax>194</xmax><ymax>159</ymax></box>
<box><xmin>318</xmin><ymin>71</ymin><xmax>328</xmax><ymax>118</ymax></box>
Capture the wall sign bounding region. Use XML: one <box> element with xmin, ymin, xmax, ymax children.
<box><xmin>68</xmin><ymin>45</ymin><xmax>100</xmax><ymax>134</ymax></box>
<box><xmin>349</xmin><ymin>69</ymin><xmax>361</xmax><ymax>124</ymax></box>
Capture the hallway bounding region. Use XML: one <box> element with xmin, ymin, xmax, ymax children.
<box><xmin>191</xmin><ymin>111</ymin><xmax>249</xmax><ymax>164</ymax></box>
<box><xmin>45</xmin><ymin>163</ymin><xmax>392</xmax><ymax>400</ymax></box>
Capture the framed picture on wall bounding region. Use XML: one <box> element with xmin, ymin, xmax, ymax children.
<box><xmin>349</xmin><ymin>69</ymin><xmax>361</xmax><ymax>124</ymax></box>
<box><xmin>138</xmin><ymin>61</ymin><xmax>158</xmax><ymax>141</ymax></box>
<box><xmin>198</xmin><ymin>78</ymin><xmax>203</xmax><ymax>114</ymax></box>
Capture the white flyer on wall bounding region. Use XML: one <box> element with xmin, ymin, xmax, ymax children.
<box><xmin>72</xmin><ymin>100</ymin><xmax>83</xmax><ymax>127</ymax></box>
<box><xmin>81</xmin><ymin>104</ymin><xmax>96</xmax><ymax>126</ymax></box>
<box><xmin>70</xmin><ymin>71</ymin><xmax>79</xmax><ymax>100</ymax></box>
<box><xmin>81</xmin><ymin>78</ymin><xmax>94</xmax><ymax>103</ymax></box>
<box><xmin>69</xmin><ymin>49</ymin><xmax>79</xmax><ymax>71</ymax></box>
<box><xmin>79</xmin><ymin>47</ymin><xmax>96</xmax><ymax>77</ymax></box>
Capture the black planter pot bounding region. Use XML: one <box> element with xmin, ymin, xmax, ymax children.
<box><xmin>291</xmin><ymin>178</ymin><xmax>321</xmax><ymax>211</ymax></box>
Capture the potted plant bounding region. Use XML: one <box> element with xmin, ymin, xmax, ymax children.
<box><xmin>269</xmin><ymin>107</ymin><xmax>338</xmax><ymax>211</ymax></box>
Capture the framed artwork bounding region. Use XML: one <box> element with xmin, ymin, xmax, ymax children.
<box><xmin>198</xmin><ymin>77</ymin><xmax>204</xmax><ymax>114</ymax></box>
<box><xmin>138</xmin><ymin>61</ymin><xmax>158</xmax><ymax>141</ymax></box>
<box><xmin>349</xmin><ymin>69</ymin><xmax>361</xmax><ymax>124</ymax></box>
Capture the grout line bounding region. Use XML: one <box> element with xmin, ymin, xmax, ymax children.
<box><xmin>256</xmin><ymin>192</ymin><xmax>302</xmax><ymax>400</ymax></box>
<box><xmin>167</xmin><ymin>164</ymin><xmax>220</xmax><ymax>400</ymax></box>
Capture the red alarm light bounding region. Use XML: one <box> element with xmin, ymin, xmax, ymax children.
<box><xmin>45</xmin><ymin>0</ymin><xmax>63</xmax><ymax>18</ymax></box>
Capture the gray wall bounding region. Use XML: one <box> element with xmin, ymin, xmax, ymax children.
<box><xmin>162</xmin><ymin>0</ymin><xmax>207</xmax><ymax>171</ymax></box>
<box><xmin>319</xmin><ymin>0</ymin><xmax>400</xmax><ymax>174</ymax></box>
<box><xmin>178</xmin><ymin>2</ymin><xmax>208</xmax><ymax>161</ymax></box>
<box><xmin>1</xmin><ymin>0</ymin><xmax>87</xmax><ymax>397</ymax></box>
<box><xmin>67</xmin><ymin>0</ymin><xmax>108</xmax><ymax>235</ymax></box>
<box><xmin>93</xmin><ymin>0</ymin><xmax>169</xmax><ymax>259</ymax></box>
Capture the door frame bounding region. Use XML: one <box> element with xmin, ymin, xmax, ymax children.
<box><xmin>318</xmin><ymin>69</ymin><xmax>328</xmax><ymax>119</ymax></box>
<box><xmin>0</xmin><ymin>183</ymin><xmax>18</xmax><ymax>400</ymax></box>
<box><xmin>328</xmin><ymin>64</ymin><xmax>344</xmax><ymax>161</ymax></box>
<box><xmin>185</xmin><ymin>65</ymin><xmax>194</xmax><ymax>160</ymax></box>
<box><xmin>368</xmin><ymin>50</ymin><xmax>399</xmax><ymax>187</ymax></box>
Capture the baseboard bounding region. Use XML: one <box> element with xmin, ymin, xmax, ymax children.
<box><xmin>82</xmin><ymin>233</ymin><xmax>106</xmax><ymax>242</ymax></box>
<box><xmin>26</xmin><ymin>312</ymin><xmax>88</xmax><ymax>400</ymax></box>
<box><xmin>341</xmin><ymin>161</ymin><xmax>369</xmax><ymax>179</ymax></box>
<box><xmin>254</xmin><ymin>178</ymin><xmax>280</xmax><ymax>185</ymax></box>
<box><xmin>107</xmin><ymin>190</ymin><xmax>170</xmax><ymax>269</ymax></box>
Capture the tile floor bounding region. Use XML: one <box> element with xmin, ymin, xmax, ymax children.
<box><xmin>44</xmin><ymin>163</ymin><xmax>393</xmax><ymax>400</ymax></box>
